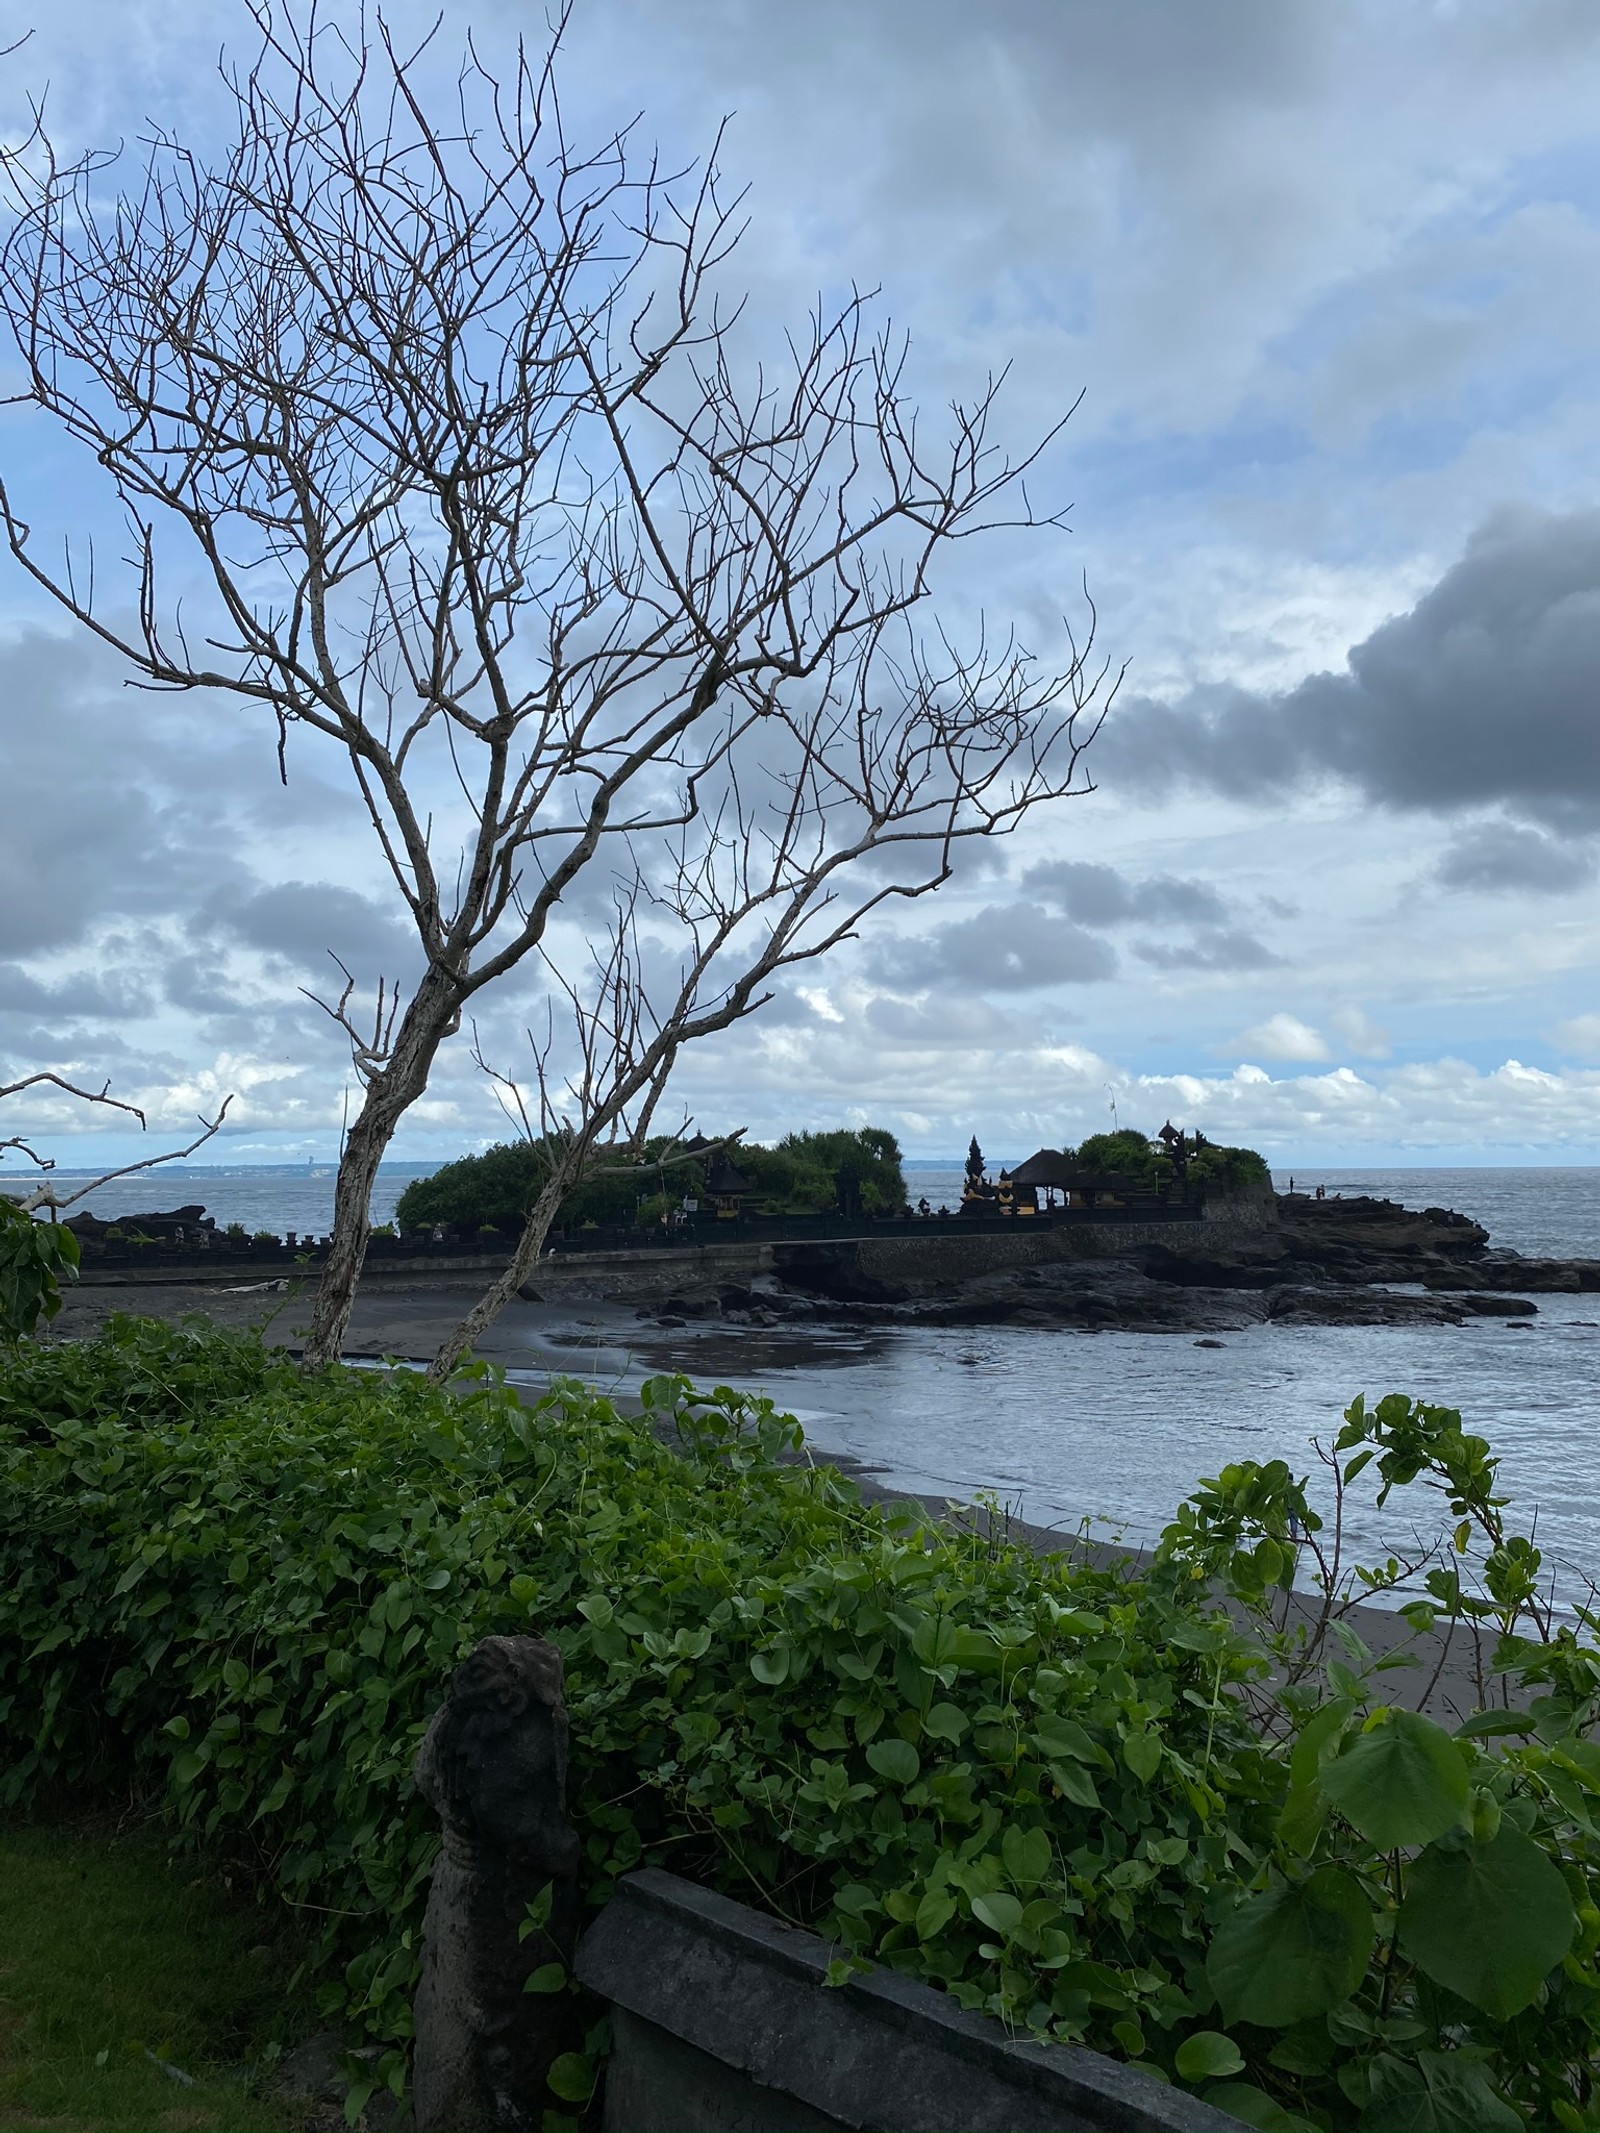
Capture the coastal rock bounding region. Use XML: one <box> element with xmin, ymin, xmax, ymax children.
<box><xmin>1424</xmin><ymin>1252</ymin><xmax>1599</xmax><ymax>1293</ymax></box>
<box><xmin>1266</xmin><ymin>1286</ymin><xmax>1476</xmax><ymax>1327</ymax></box>
<box><xmin>1275</xmin><ymin>1193</ymin><xmax>1489</xmax><ymax>1265</ymax></box>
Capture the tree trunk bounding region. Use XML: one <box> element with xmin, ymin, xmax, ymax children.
<box><xmin>426</xmin><ymin>1169</ymin><xmax>570</xmax><ymax>1383</ymax></box>
<box><xmin>304</xmin><ymin>966</ymin><xmax>463</xmax><ymax>1369</ymax></box>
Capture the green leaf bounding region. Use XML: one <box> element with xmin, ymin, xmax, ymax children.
<box><xmin>1002</xmin><ymin>1824</ymin><xmax>1052</xmax><ymax>1889</ymax></box>
<box><xmin>915</xmin><ymin>1888</ymin><xmax>956</xmax><ymax>1940</ymax></box>
<box><xmin>1123</xmin><ymin>1731</ymin><xmax>1162</xmax><ymax>1781</ymax></box>
<box><xmin>1208</xmin><ymin>1869</ymin><xmax>1375</xmax><ymax>2028</ymax></box>
<box><xmin>749</xmin><ymin>1644</ymin><xmax>790</xmax><ymax>1685</ymax></box>
<box><xmin>1174</xmin><ymin>2031</ymin><xmax>1245</xmax><ymax>2082</ymax></box>
<box><xmin>1357</xmin><ymin>2049</ymin><xmax>1523</xmax><ymax>2132</ymax></box>
<box><xmin>970</xmin><ymin>1891</ymin><xmax>1023</xmax><ymax>1936</ymax></box>
<box><xmin>222</xmin><ymin>1656</ymin><xmax>248</xmax><ymax>1690</ymax></box>
<box><xmin>1398</xmin><ymin>1828</ymin><xmax>1575</xmax><ymax>2018</ymax></box>
<box><xmin>922</xmin><ymin>1700</ymin><xmax>968</xmax><ymax>1743</ymax></box>
<box><xmin>1276</xmin><ymin>1783</ymin><xmax>1329</xmax><ymax>1856</ymax></box>
<box><xmin>257</xmin><ymin>1772</ymin><xmax>293</xmax><ymax>1815</ymax></box>
<box><xmin>865</xmin><ymin>1737</ymin><xmax>919</xmax><ymax>1786</ymax></box>
<box><xmin>545</xmin><ymin>2053</ymin><xmax>594</xmax><ymax>2104</ymax></box>
<box><xmin>1034</xmin><ymin>1714</ymin><xmax>1097</xmax><ymax>1763</ymax></box>
<box><xmin>1206</xmin><ymin>2084</ymin><xmax>1311</xmax><ymax>2132</ymax></box>
<box><xmin>911</xmin><ymin>1615</ymin><xmax>959</xmax><ymax>1668</ymax></box>
<box><xmin>1049</xmin><ymin>1760</ymin><xmax>1101</xmax><ymax>1811</ymax></box>
<box><xmin>1288</xmin><ymin>1698</ymin><xmax>1355</xmax><ymax>1791</ymax></box>
<box><xmin>1454</xmin><ymin>1709</ymin><xmax>1532</xmax><ymax>1740</ymax></box>
<box><xmin>524</xmin><ymin>1964</ymin><xmax>567</xmax><ymax>1994</ymax></box>
<box><xmin>1318</xmin><ymin>1709</ymin><xmax>1469</xmax><ymax>1850</ymax></box>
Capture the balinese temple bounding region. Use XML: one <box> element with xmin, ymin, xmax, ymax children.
<box><xmin>959</xmin><ymin>1137</ymin><xmax>997</xmax><ymax>1214</ymax></box>
<box><xmin>702</xmin><ymin>1151</ymin><xmax>753</xmax><ymax>1217</ymax></box>
<box><xmin>1008</xmin><ymin>1148</ymin><xmax>1077</xmax><ymax>1210</ymax></box>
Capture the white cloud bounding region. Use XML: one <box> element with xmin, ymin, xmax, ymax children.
<box><xmin>1329</xmin><ymin>1006</ymin><xmax>1391</xmax><ymax>1059</ymax></box>
<box><xmin>1552</xmin><ymin>1013</ymin><xmax>1600</xmax><ymax>1061</ymax></box>
<box><xmin>1230</xmin><ymin>1013</ymin><xmax>1332</xmax><ymax>1062</ymax></box>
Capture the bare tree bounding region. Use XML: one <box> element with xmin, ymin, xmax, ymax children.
<box><xmin>0</xmin><ymin>7</ymin><xmax>1118</xmax><ymax>1370</ymax></box>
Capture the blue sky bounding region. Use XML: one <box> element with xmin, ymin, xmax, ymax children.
<box><xmin>2</xmin><ymin>0</ymin><xmax>1600</xmax><ymax>1169</ymax></box>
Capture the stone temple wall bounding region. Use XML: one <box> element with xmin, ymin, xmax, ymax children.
<box><xmin>851</xmin><ymin>1208</ymin><xmax>1269</xmax><ymax>1289</ymax></box>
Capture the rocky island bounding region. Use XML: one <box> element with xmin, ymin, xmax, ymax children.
<box><xmin>573</xmin><ymin>1188</ymin><xmax>1599</xmax><ymax>1337</ymax></box>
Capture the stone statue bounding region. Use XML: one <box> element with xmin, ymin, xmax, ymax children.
<box><xmin>412</xmin><ymin>1634</ymin><xmax>583</xmax><ymax>2132</ymax></box>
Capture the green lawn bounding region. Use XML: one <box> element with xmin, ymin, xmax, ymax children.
<box><xmin>0</xmin><ymin>1814</ymin><xmax>305</xmax><ymax>2132</ymax></box>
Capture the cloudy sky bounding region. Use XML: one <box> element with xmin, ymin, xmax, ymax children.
<box><xmin>3</xmin><ymin>0</ymin><xmax>1600</xmax><ymax>1169</ymax></box>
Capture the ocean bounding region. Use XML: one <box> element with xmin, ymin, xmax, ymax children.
<box><xmin>720</xmin><ymin>1165</ymin><xmax>1600</xmax><ymax>1604</ymax></box>
<box><xmin>9</xmin><ymin>1158</ymin><xmax>1600</xmax><ymax>1597</ymax></box>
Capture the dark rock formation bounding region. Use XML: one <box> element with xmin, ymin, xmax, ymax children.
<box><xmin>413</xmin><ymin>1635</ymin><xmax>582</xmax><ymax>2133</ymax></box>
<box><xmin>622</xmin><ymin>1188</ymin><xmax>1577</xmax><ymax>1336</ymax></box>
<box><xmin>64</xmin><ymin>1202</ymin><xmax>216</xmax><ymax>1246</ymax></box>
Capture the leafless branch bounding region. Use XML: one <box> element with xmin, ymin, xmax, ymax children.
<box><xmin>1</xmin><ymin>1072</ymin><xmax>234</xmax><ymax>1217</ymax></box>
<box><xmin>0</xmin><ymin>9</ymin><xmax>1118</xmax><ymax>1365</ymax></box>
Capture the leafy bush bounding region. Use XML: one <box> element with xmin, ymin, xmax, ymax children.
<box><xmin>1073</xmin><ymin>1128</ymin><xmax>1170</xmax><ymax>1185</ymax></box>
<box><xmin>0</xmin><ymin>1199</ymin><xmax>78</xmax><ymax>1339</ymax></box>
<box><xmin>1071</xmin><ymin>1129</ymin><xmax>1269</xmax><ymax>1195</ymax></box>
<box><xmin>1155</xmin><ymin>1397</ymin><xmax>1600</xmax><ymax>2132</ymax></box>
<box><xmin>739</xmin><ymin>1127</ymin><xmax>906</xmax><ymax>1216</ymax></box>
<box><xmin>1187</xmin><ymin>1143</ymin><xmax>1270</xmax><ymax>1190</ymax></box>
<box><xmin>1</xmin><ymin>1320</ymin><xmax>1595</xmax><ymax>2129</ymax></box>
<box><xmin>0</xmin><ymin>1317</ymin><xmax>1275</xmax><ymax>2088</ymax></box>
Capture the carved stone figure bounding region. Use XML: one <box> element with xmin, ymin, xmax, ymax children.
<box><xmin>412</xmin><ymin>1634</ymin><xmax>582</xmax><ymax>2132</ymax></box>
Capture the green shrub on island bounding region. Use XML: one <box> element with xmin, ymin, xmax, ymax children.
<box><xmin>394</xmin><ymin>1125</ymin><xmax>905</xmax><ymax>1235</ymax></box>
<box><xmin>1071</xmin><ymin>1128</ymin><xmax>1270</xmax><ymax>1193</ymax></box>
<box><xmin>1186</xmin><ymin>1142</ymin><xmax>1270</xmax><ymax>1190</ymax></box>
<box><xmin>2</xmin><ymin>1318</ymin><xmax>1598</xmax><ymax>2128</ymax></box>
<box><xmin>1073</xmin><ymin>1127</ymin><xmax>1172</xmax><ymax>1185</ymax></box>
<box><xmin>741</xmin><ymin>1126</ymin><xmax>906</xmax><ymax>1216</ymax></box>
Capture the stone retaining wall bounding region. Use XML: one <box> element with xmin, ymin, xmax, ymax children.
<box><xmin>852</xmin><ymin>1207</ymin><xmax>1271</xmax><ymax>1289</ymax></box>
<box><xmin>574</xmin><ymin>1869</ymin><xmax>1246</xmax><ymax>2133</ymax></box>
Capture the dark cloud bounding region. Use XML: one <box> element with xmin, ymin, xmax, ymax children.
<box><xmin>0</xmin><ymin>628</ymin><xmax>302</xmax><ymax>960</ymax></box>
<box><xmin>1434</xmin><ymin>820</ymin><xmax>1596</xmax><ymax>895</ymax></box>
<box><xmin>1101</xmin><ymin>509</ymin><xmax>1600</xmax><ymax>829</ymax></box>
<box><xmin>0</xmin><ymin>961</ymin><xmax>151</xmax><ymax>1018</ymax></box>
<box><xmin>1021</xmin><ymin>859</ymin><xmax>1231</xmax><ymax>927</ymax></box>
<box><xmin>196</xmin><ymin>882</ymin><xmax>415</xmax><ymax>975</ymax></box>
<box><xmin>1135</xmin><ymin>928</ymin><xmax>1283</xmax><ymax>971</ymax></box>
<box><xmin>869</xmin><ymin>902</ymin><xmax>1117</xmax><ymax>992</ymax></box>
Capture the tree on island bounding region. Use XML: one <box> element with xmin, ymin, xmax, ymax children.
<box><xmin>1073</xmin><ymin>1125</ymin><xmax>1269</xmax><ymax>1190</ymax></box>
<box><xmin>0</xmin><ymin>9</ymin><xmax>1117</xmax><ymax>1371</ymax></box>
<box><xmin>394</xmin><ymin>1123</ymin><xmax>907</xmax><ymax>1235</ymax></box>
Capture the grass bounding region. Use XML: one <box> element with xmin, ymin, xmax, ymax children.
<box><xmin>0</xmin><ymin>1810</ymin><xmax>307</xmax><ymax>2132</ymax></box>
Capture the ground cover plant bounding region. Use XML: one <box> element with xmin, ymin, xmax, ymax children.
<box><xmin>0</xmin><ymin>1812</ymin><xmax>301</xmax><ymax>2131</ymax></box>
<box><xmin>2</xmin><ymin>1317</ymin><xmax>1597</xmax><ymax>2129</ymax></box>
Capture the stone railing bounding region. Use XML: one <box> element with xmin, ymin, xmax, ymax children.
<box><xmin>410</xmin><ymin>1634</ymin><xmax>1247</xmax><ymax>2133</ymax></box>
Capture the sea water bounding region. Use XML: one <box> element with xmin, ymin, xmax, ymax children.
<box><xmin>628</xmin><ymin>1166</ymin><xmax>1600</xmax><ymax>1596</ymax></box>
